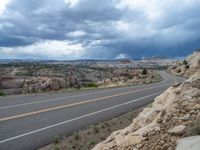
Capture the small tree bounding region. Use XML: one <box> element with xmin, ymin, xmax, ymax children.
<box><xmin>142</xmin><ymin>69</ymin><xmax>147</xmax><ymax>75</ymax></box>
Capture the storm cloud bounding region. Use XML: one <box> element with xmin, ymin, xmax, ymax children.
<box><xmin>0</xmin><ymin>0</ymin><xmax>200</xmax><ymax>59</ymax></box>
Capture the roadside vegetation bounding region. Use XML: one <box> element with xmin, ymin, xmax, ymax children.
<box><xmin>185</xmin><ymin>119</ymin><xmax>200</xmax><ymax>137</ymax></box>
<box><xmin>38</xmin><ymin>105</ymin><xmax>147</xmax><ymax>150</ymax></box>
<box><xmin>142</xmin><ymin>68</ymin><xmax>148</xmax><ymax>75</ymax></box>
<box><xmin>86</xmin><ymin>83</ymin><xmax>98</xmax><ymax>88</ymax></box>
<box><xmin>0</xmin><ymin>90</ymin><xmax>6</xmax><ymax>96</ymax></box>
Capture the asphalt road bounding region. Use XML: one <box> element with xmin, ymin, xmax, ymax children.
<box><xmin>0</xmin><ymin>71</ymin><xmax>184</xmax><ymax>150</ymax></box>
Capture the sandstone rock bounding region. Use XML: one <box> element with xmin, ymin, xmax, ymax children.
<box><xmin>173</xmin><ymin>82</ymin><xmax>181</xmax><ymax>87</ymax></box>
<box><xmin>50</xmin><ymin>79</ymin><xmax>60</xmax><ymax>90</ymax></box>
<box><xmin>168</xmin><ymin>51</ymin><xmax>200</xmax><ymax>77</ymax></box>
<box><xmin>93</xmin><ymin>67</ymin><xmax>200</xmax><ymax>150</ymax></box>
<box><xmin>179</xmin><ymin>114</ymin><xmax>190</xmax><ymax>121</ymax></box>
<box><xmin>0</xmin><ymin>77</ymin><xmax>24</xmax><ymax>89</ymax></box>
<box><xmin>176</xmin><ymin>136</ymin><xmax>200</xmax><ymax>150</ymax></box>
<box><xmin>168</xmin><ymin>125</ymin><xmax>186</xmax><ymax>135</ymax></box>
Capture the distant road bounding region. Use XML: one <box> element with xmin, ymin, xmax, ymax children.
<box><xmin>0</xmin><ymin>71</ymin><xmax>184</xmax><ymax>150</ymax></box>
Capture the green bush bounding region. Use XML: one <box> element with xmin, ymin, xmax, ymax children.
<box><xmin>93</xmin><ymin>126</ymin><xmax>100</xmax><ymax>134</ymax></box>
<box><xmin>183</xmin><ymin>60</ymin><xmax>188</xmax><ymax>65</ymax></box>
<box><xmin>142</xmin><ymin>69</ymin><xmax>147</xmax><ymax>75</ymax></box>
<box><xmin>0</xmin><ymin>90</ymin><xmax>6</xmax><ymax>96</ymax></box>
<box><xmin>53</xmin><ymin>145</ymin><xmax>59</xmax><ymax>150</ymax></box>
<box><xmin>86</xmin><ymin>83</ymin><xmax>98</xmax><ymax>88</ymax></box>
<box><xmin>74</xmin><ymin>132</ymin><xmax>80</xmax><ymax>140</ymax></box>
<box><xmin>53</xmin><ymin>136</ymin><xmax>59</xmax><ymax>144</ymax></box>
<box><xmin>89</xmin><ymin>140</ymin><xmax>96</xmax><ymax>146</ymax></box>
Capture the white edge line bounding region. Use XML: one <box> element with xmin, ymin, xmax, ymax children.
<box><xmin>0</xmin><ymin>91</ymin><xmax>162</xmax><ymax>144</ymax></box>
<box><xmin>0</xmin><ymin>81</ymin><xmax>170</xmax><ymax>110</ymax></box>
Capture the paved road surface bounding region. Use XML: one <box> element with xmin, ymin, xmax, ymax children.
<box><xmin>0</xmin><ymin>71</ymin><xmax>184</xmax><ymax>150</ymax></box>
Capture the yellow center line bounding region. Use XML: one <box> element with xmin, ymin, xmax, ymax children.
<box><xmin>0</xmin><ymin>83</ymin><xmax>169</xmax><ymax>122</ymax></box>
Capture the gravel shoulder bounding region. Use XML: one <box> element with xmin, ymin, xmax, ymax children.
<box><xmin>38</xmin><ymin>105</ymin><xmax>148</xmax><ymax>150</ymax></box>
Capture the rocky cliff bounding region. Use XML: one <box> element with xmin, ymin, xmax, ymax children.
<box><xmin>93</xmin><ymin>52</ymin><xmax>200</xmax><ymax>150</ymax></box>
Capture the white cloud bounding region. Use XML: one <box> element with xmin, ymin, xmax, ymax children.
<box><xmin>64</xmin><ymin>0</ymin><xmax>79</xmax><ymax>7</ymax></box>
<box><xmin>1</xmin><ymin>40</ymin><xmax>85</xmax><ymax>59</ymax></box>
<box><xmin>116</xmin><ymin>21</ymin><xmax>131</xmax><ymax>32</ymax></box>
<box><xmin>0</xmin><ymin>0</ymin><xmax>10</xmax><ymax>16</ymax></box>
<box><xmin>115</xmin><ymin>53</ymin><xmax>131</xmax><ymax>59</ymax></box>
<box><xmin>0</xmin><ymin>0</ymin><xmax>200</xmax><ymax>59</ymax></box>
<box><xmin>68</xmin><ymin>30</ymin><xmax>86</xmax><ymax>37</ymax></box>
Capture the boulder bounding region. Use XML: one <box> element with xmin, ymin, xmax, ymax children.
<box><xmin>168</xmin><ymin>125</ymin><xmax>186</xmax><ymax>135</ymax></box>
<box><xmin>176</xmin><ymin>136</ymin><xmax>200</xmax><ymax>150</ymax></box>
<box><xmin>0</xmin><ymin>77</ymin><xmax>24</xmax><ymax>89</ymax></box>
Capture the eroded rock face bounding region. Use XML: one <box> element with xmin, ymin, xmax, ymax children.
<box><xmin>168</xmin><ymin>51</ymin><xmax>200</xmax><ymax>77</ymax></box>
<box><xmin>0</xmin><ymin>69</ymin><xmax>161</xmax><ymax>95</ymax></box>
<box><xmin>92</xmin><ymin>71</ymin><xmax>200</xmax><ymax>150</ymax></box>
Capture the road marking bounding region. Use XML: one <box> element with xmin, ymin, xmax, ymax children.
<box><xmin>0</xmin><ymin>91</ymin><xmax>162</xmax><ymax>144</ymax></box>
<box><xmin>0</xmin><ymin>83</ymin><xmax>171</xmax><ymax>122</ymax></box>
<box><xmin>0</xmin><ymin>82</ymin><xmax>165</xmax><ymax>110</ymax></box>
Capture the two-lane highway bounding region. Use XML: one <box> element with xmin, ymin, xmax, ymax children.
<box><xmin>0</xmin><ymin>71</ymin><xmax>184</xmax><ymax>150</ymax></box>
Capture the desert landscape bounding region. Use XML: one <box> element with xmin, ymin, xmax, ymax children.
<box><xmin>0</xmin><ymin>57</ymin><xmax>175</xmax><ymax>95</ymax></box>
<box><xmin>34</xmin><ymin>50</ymin><xmax>200</xmax><ymax>150</ymax></box>
<box><xmin>1</xmin><ymin>1</ymin><xmax>200</xmax><ymax>150</ymax></box>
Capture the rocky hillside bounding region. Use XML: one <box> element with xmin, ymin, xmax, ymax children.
<box><xmin>0</xmin><ymin>63</ymin><xmax>161</xmax><ymax>95</ymax></box>
<box><xmin>93</xmin><ymin>52</ymin><xmax>200</xmax><ymax>150</ymax></box>
<box><xmin>168</xmin><ymin>50</ymin><xmax>200</xmax><ymax>77</ymax></box>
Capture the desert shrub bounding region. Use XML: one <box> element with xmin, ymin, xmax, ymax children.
<box><xmin>185</xmin><ymin>65</ymin><xmax>190</xmax><ymax>69</ymax></box>
<box><xmin>53</xmin><ymin>136</ymin><xmax>59</xmax><ymax>144</ymax></box>
<box><xmin>149</xmin><ymin>103</ymin><xmax>153</xmax><ymax>108</ymax></box>
<box><xmin>93</xmin><ymin>126</ymin><xmax>100</xmax><ymax>134</ymax></box>
<box><xmin>185</xmin><ymin>120</ymin><xmax>200</xmax><ymax>137</ymax></box>
<box><xmin>86</xmin><ymin>83</ymin><xmax>98</xmax><ymax>88</ymax></box>
<box><xmin>53</xmin><ymin>145</ymin><xmax>59</xmax><ymax>150</ymax></box>
<box><xmin>74</xmin><ymin>132</ymin><xmax>80</xmax><ymax>140</ymax></box>
<box><xmin>0</xmin><ymin>90</ymin><xmax>6</xmax><ymax>96</ymax></box>
<box><xmin>89</xmin><ymin>140</ymin><xmax>96</xmax><ymax>146</ymax></box>
<box><xmin>183</xmin><ymin>60</ymin><xmax>188</xmax><ymax>65</ymax></box>
<box><xmin>142</xmin><ymin>69</ymin><xmax>147</xmax><ymax>75</ymax></box>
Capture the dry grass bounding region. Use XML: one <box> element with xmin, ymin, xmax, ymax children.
<box><xmin>38</xmin><ymin>105</ymin><xmax>147</xmax><ymax>150</ymax></box>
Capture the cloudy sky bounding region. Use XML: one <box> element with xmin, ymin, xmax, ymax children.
<box><xmin>0</xmin><ymin>0</ymin><xmax>200</xmax><ymax>60</ymax></box>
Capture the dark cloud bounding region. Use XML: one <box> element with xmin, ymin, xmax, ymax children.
<box><xmin>0</xmin><ymin>0</ymin><xmax>200</xmax><ymax>59</ymax></box>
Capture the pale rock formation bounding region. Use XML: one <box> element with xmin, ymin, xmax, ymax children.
<box><xmin>168</xmin><ymin>50</ymin><xmax>200</xmax><ymax>77</ymax></box>
<box><xmin>93</xmin><ymin>69</ymin><xmax>200</xmax><ymax>150</ymax></box>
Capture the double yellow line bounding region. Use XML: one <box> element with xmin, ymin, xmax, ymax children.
<box><xmin>0</xmin><ymin>83</ymin><xmax>169</xmax><ymax>122</ymax></box>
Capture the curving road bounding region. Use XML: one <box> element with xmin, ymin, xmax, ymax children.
<box><xmin>0</xmin><ymin>71</ymin><xmax>184</xmax><ymax>150</ymax></box>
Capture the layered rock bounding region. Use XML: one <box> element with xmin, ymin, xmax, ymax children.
<box><xmin>93</xmin><ymin>70</ymin><xmax>200</xmax><ymax>150</ymax></box>
<box><xmin>0</xmin><ymin>77</ymin><xmax>80</xmax><ymax>95</ymax></box>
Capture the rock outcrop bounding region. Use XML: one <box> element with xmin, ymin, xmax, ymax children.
<box><xmin>0</xmin><ymin>69</ymin><xmax>161</xmax><ymax>95</ymax></box>
<box><xmin>93</xmin><ymin>52</ymin><xmax>200</xmax><ymax>150</ymax></box>
<box><xmin>176</xmin><ymin>136</ymin><xmax>200</xmax><ymax>150</ymax></box>
<box><xmin>168</xmin><ymin>50</ymin><xmax>200</xmax><ymax>77</ymax></box>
